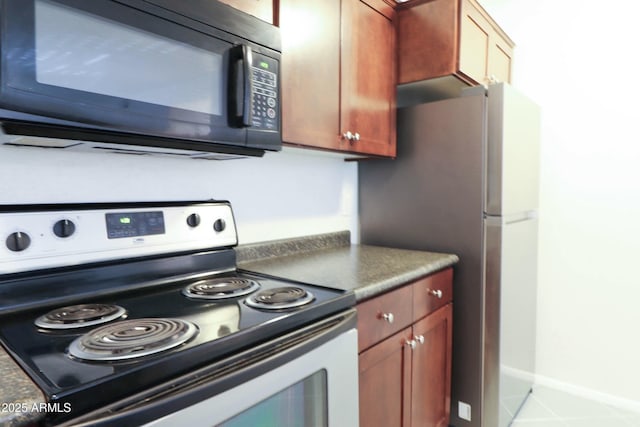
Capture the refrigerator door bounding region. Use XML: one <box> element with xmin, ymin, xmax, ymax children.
<box><xmin>484</xmin><ymin>213</ymin><xmax>538</xmax><ymax>427</ymax></box>
<box><xmin>485</xmin><ymin>83</ymin><xmax>541</xmax><ymax>216</ymax></box>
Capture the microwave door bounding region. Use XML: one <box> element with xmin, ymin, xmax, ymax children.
<box><xmin>0</xmin><ymin>0</ymin><xmax>248</xmax><ymax>149</ymax></box>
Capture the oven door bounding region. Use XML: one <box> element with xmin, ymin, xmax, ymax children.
<box><xmin>62</xmin><ymin>310</ymin><xmax>359</xmax><ymax>427</ymax></box>
<box><xmin>0</xmin><ymin>0</ymin><xmax>281</xmax><ymax>152</ymax></box>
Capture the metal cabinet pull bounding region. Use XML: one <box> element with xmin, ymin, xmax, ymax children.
<box><xmin>380</xmin><ymin>312</ymin><xmax>394</xmax><ymax>324</ymax></box>
<box><xmin>405</xmin><ymin>339</ymin><xmax>417</xmax><ymax>349</ymax></box>
<box><xmin>414</xmin><ymin>335</ymin><xmax>425</xmax><ymax>345</ymax></box>
<box><xmin>427</xmin><ymin>289</ymin><xmax>443</xmax><ymax>299</ymax></box>
<box><xmin>342</xmin><ymin>131</ymin><xmax>361</xmax><ymax>143</ymax></box>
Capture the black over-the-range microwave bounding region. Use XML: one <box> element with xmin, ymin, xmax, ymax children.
<box><xmin>0</xmin><ymin>0</ymin><xmax>281</xmax><ymax>158</ymax></box>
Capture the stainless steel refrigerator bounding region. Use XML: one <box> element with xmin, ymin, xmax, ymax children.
<box><xmin>359</xmin><ymin>83</ymin><xmax>540</xmax><ymax>427</ymax></box>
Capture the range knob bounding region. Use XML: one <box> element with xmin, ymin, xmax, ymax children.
<box><xmin>213</xmin><ymin>219</ymin><xmax>226</xmax><ymax>232</ymax></box>
<box><xmin>186</xmin><ymin>213</ymin><xmax>201</xmax><ymax>228</ymax></box>
<box><xmin>6</xmin><ymin>232</ymin><xmax>31</xmax><ymax>252</ymax></box>
<box><xmin>53</xmin><ymin>219</ymin><xmax>76</xmax><ymax>238</ymax></box>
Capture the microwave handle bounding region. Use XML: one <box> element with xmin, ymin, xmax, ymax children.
<box><xmin>228</xmin><ymin>44</ymin><xmax>253</xmax><ymax>128</ymax></box>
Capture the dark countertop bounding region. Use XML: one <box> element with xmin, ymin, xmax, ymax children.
<box><xmin>0</xmin><ymin>349</ymin><xmax>46</xmax><ymax>426</ymax></box>
<box><xmin>0</xmin><ymin>230</ymin><xmax>458</xmax><ymax>425</ymax></box>
<box><xmin>237</xmin><ymin>231</ymin><xmax>459</xmax><ymax>301</ymax></box>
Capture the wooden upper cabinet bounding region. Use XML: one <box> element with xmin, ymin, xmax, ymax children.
<box><xmin>398</xmin><ymin>0</ymin><xmax>513</xmax><ymax>87</ymax></box>
<box><xmin>340</xmin><ymin>0</ymin><xmax>397</xmax><ymax>157</ymax></box>
<box><xmin>279</xmin><ymin>0</ymin><xmax>397</xmax><ymax>157</ymax></box>
<box><xmin>217</xmin><ymin>0</ymin><xmax>275</xmax><ymax>24</ymax></box>
<box><xmin>279</xmin><ymin>0</ymin><xmax>341</xmax><ymax>151</ymax></box>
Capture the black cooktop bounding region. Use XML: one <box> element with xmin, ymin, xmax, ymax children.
<box><xmin>0</xmin><ymin>251</ymin><xmax>354</xmax><ymax>423</ymax></box>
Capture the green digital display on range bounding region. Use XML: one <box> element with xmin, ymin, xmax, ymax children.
<box><xmin>106</xmin><ymin>211</ymin><xmax>165</xmax><ymax>239</ymax></box>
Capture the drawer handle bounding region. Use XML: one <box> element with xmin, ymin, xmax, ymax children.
<box><xmin>405</xmin><ymin>339</ymin><xmax>417</xmax><ymax>350</ymax></box>
<box><xmin>414</xmin><ymin>335</ymin><xmax>425</xmax><ymax>345</ymax></box>
<box><xmin>428</xmin><ymin>289</ymin><xmax>443</xmax><ymax>299</ymax></box>
<box><xmin>380</xmin><ymin>312</ymin><xmax>395</xmax><ymax>324</ymax></box>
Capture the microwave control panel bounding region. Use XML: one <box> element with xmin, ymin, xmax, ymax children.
<box><xmin>250</xmin><ymin>53</ymin><xmax>279</xmax><ymax>131</ymax></box>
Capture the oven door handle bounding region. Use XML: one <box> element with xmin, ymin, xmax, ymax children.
<box><xmin>59</xmin><ymin>308</ymin><xmax>357</xmax><ymax>427</ymax></box>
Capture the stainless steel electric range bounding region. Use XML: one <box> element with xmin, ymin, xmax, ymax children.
<box><xmin>0</xmin><ymin>201</ymin><xmax>359</xmax><ymax>426</ymax></box>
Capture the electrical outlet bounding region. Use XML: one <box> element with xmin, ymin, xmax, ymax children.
<box><xmin>458</xmin><ymin>401</ymin><xmax>472</xmax><ymax>421</ymax></box>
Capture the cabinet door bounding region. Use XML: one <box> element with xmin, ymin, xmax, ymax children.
<box><xmin>397</xmin><ymin>0</ymin><xmax>458</xmax><ymax>84</ymax></box>
<box><xmin>459</xmin><ymin>0</ymin><xmax>490</xmax><ymax>85</ymax></box>
<box><xmin>279</xmin><ymin>0</ymin><xmax>341</xmax><ymax>150</ymax></box>
<box><xmin>488</xmin><ymin>33</ymin><xmax>513</xmax><ymax>84</ymax></box>
<box><xmin>411</xmin><ymin>304</ymin><xmax>453</xmax><ymax>427</ymax></box>
<box><xmin>359</xmin><ymin>327</ymin><xmax>413</xmax><ymax>427</ymax></box>
<box><xmin>340</xmin><ymin>0</ymin><xmax>396</xmax><ymax>157</ymax></box>
<box><xmin>459</xmin><ymin>0</ymin><xmax>513</xmax><ymax>85</ymax></box>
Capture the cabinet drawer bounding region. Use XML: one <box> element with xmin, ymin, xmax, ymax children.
<box><xmin>412</xmin><ymin>268</ymin><xmax>453</xmax><ymax>321</ymax></box>
<box><xmin>357</xmin><ymin>285</ymin><xmax>413</xmax><ymax>352</ymax></box>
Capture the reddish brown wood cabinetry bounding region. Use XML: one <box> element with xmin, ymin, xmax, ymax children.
<box><xmin>412</xmin><ymin>304</ymin><xmax>453</xmax><ymax>427</ymax></box>
<box><xmin>357</xmin><ymin>268</ymin><xmax>453</xmax><ymax>427</ymax></box>
<box><xmin>397</xmin><ymin>0</ymin><xmax>513</xmax><ymax>97</ymax></box>
<box><xmin>279</xmin><ymin>0</ymin><xmax>397</xmax><ymax>157</ymax></box>
<box><xmin>279</xmin><ymin>0</ymin><xmax>341</xmax><ymax>151</ymax></box>
<box><xmin>359</xmin><ymin>327</ymin><xmax>413</xmax><ymax>427</ymax></box>
<box><xmin>340</xmin><ymin>0</ymin><xmax>396</xmax><ymax>156</ymax></box>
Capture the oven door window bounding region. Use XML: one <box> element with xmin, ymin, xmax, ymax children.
<box><xmin>218</xmin><ymin>370</ymin><xmax>327</xmax><ymax>427</ymax></box>
<box><xmin>1</xmin><ymin>0</ymin><xmax>246</xmax><ymax>146</ymax></box>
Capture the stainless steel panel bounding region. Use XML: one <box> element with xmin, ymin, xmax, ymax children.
<box><xmin>486</xmin><ymin>83</ymin><xmax>541</xmax><ymax>216</ymax></box>
<box><xmin>485</xmin><ymin>214</ymin><xmax>538</xmax><ymax>427</ymax></box>
<box><xmin>359</xmin><ymin>94</ymin><xmax>488</xmax><ymax>427</ymax></box>
<box><xmin>144</xmin><ymin>329</ymin><xmax>359</xmax><ymax>426</ymax></box>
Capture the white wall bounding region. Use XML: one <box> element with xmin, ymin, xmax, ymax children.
<box><xmin>0</xmin><ymin>145</ymin><xmax>358</xmax><ymax>244</ymax></box>
<box><xmin>481</xmin><ymin>0</ymin><xmax>640</xmax><ymax>409</ymax></box>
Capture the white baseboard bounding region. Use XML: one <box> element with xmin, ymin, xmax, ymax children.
<box><xmin>534</xmin><ymin>373</ymin><xmax>640</xmax><ymax>414</ymax></box>
<box><xmin>501</xmin><ymin>365</ymin><xmax>536</xmax><ymax>383</ymax></box>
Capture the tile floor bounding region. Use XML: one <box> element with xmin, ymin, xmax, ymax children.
<box><xmin>511</xmin><ymin>386</ymin><xmax>640</xmax><ymax>426</ymax></box>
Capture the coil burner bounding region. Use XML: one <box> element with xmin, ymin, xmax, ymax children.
<box><xmin>245</xmin><ymin>286</ymin><xmax>315</xmax><ymax>310</ymax></box>
<box><xmin>35</xmin><ymin>304</ymin><xmax>127</xmax><ymax>330</ymax></box>
<box><xmin>68</xmin><ymin>318</ymin><xmax>198</xmax><ymax>362</ymax></box>
<box><xmin>182</xmin><ymin>277</ymin><xmax>260</xmax><ymax>300</ymax></box>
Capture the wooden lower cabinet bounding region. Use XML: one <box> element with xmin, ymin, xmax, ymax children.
<box><xmin>357</xmin><ymin>268</ymin><xmax>453</xmax><ymax>427</ymax></box>
<box><xmin>411</xmin><ymin>305</ymin><xmax>453</xmax><ymax>427</ymax></box>
<box><xmin>359</xmin><ymin>327</ymin><xmax>412</xmax><ymax>427</ymax></box>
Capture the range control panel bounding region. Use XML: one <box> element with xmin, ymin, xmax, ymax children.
<box><xmin>0</xmin><ymin>202</ymin><xmax>237</xmax><ymax>274</ymax></box>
